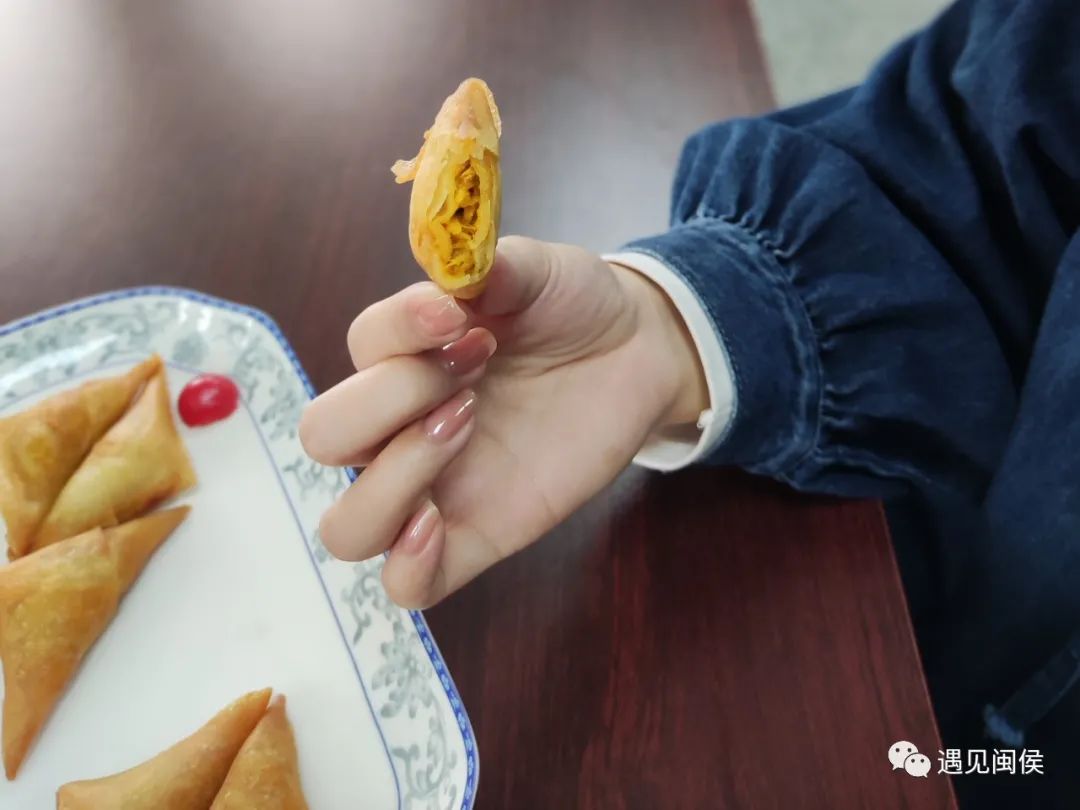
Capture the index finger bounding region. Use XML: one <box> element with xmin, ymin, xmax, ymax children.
<box><xmin>348</xmin><ymin>282</ymin><xmax>470</xmax><ymax>370</ymax></box>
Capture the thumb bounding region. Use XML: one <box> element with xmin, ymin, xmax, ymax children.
<box><xmin>468</xmin><ymin>235</ymin><xmax>555</xmax><ymax>316</ymax></box>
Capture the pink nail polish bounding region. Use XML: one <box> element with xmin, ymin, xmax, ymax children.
<box><xmin>416</xmin><ymin>294</ymin><xmax>467</xmax><ymax>336</ymax></box>
<box><xmin>425</xmin><ymin>389</ymin><xmax>477</xmax><ymax>441</ymax></box>
<box><xmin>399</xmin><ymin>501</ymin><xmax>439</xmax><ymax>555</ymax></box>
<box><xmin>440</xmin><ymin>331</ymin><xmax>496</xmax><ymax>375</ymax></box>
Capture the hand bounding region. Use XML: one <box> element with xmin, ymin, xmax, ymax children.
<box><xmin>299</xmin><ymin>236</ymin><xmax>707</xmax><ymax>608</ymax></box>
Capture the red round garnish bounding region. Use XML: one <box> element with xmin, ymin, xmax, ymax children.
<box><xmin>178</xmin><ymin>374</ymin><xmax>240</xmax><ymax>427</ymax></box>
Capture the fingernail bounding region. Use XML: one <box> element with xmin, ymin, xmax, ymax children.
<box><xmin>425</xmin><ymin>389</ymin><xmax>477</xmax><ymax>441</ymax></box>
<box><xmin>439</xmin><ymin>331</ymin><xmax>496</xmax><ymax>375</ymax></box>
<box><xmin>416</xmin><ymin>294</ymin><xmax>467</xmax><ymax>336</ymax></box>
<box><xmin>399</xmin><ymin>500</ymin><xmax>439</xmax><ymax>555</ymax></box>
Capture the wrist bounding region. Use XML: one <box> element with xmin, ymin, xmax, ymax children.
<box><xmin>611</xmin><ymin>262</ymin><xmax>709</xmax><ymax>430</ymax></box>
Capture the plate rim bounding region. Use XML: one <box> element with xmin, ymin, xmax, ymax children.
<box><xmin>0</xmin><ymin>284</ymin><xmax>479</xmax><ymax>809</ymax></box>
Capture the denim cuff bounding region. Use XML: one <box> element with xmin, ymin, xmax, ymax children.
<box><xmin>626</xmin><ymin>218</ymin><xmax>821</xmax><ymax>477</ymax></box>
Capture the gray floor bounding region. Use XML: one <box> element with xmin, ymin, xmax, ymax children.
<box><xmin>752</xmin><ymin>0</ymin><xmax>948</xmax><ymax>105</ymax></box>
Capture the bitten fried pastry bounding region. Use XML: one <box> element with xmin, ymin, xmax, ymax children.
<box><xmin>210</xmin><ymin>695</ymin><xmax>309</xmax><ymax>810</ymax></box>
<box><xmin>392</xmin><ymin>77</ymin><xmax>502</xmax><ymax>299</ymax></box>
<box><xmin>56</xmin><ymin>689</ymin><xmax>271</xmax><ymax>809</ymax></box>
<box><xmin>0</xmin><ymin>356</ymin><xmax>161</xmax><ymax>560</ymax></box>
<box><xmin>31</xmin><ymin>369</ymin><xmax>197</xmax><ymax>552</ymax></box>
<box><xmin>0</xmin><ymin>507</ymin><xmax>189</xmax><ymax>779</ymax></box>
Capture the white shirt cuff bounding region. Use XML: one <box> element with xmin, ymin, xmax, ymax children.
<box><xmin>604</xmin><ymin>250</ymin><xmax>736</xmax><ymax>472</ymax></box>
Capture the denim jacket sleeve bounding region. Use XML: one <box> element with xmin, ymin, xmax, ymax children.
<box><xmin>626</xmin><ymin>0</ymin><xmax>1080</xmax><ymax>499</ymax></box>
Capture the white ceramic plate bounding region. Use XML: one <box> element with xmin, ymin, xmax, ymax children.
<box><xmin>0</xmin><ymin>288</ymin><xmax>476</xmax><ymax>809</ymax></box>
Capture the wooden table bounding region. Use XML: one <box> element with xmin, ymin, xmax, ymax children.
<box><xmin>0</xmin><ymin>1</ymin><xmax>955</xmax><ymax>807</ymax></box>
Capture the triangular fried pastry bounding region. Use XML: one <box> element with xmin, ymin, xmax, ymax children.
<box><xmin>0</xmin><ymin>356</ymin><xmax>161</xmax><ymax>560</ymax></box>
<box><xmin>211</xmin><ymin>695</ymin><xmax>309</xmax><ymax>810</ymax></box>
<box><xmin>56</xmin><ymin>689</ymin><xmax>273</xmax><ymax>809</ymax></box>
<box><xmin>392</xmin><ymin>77</ymin><xmax>502</xmax><ymax>299</ymax></box>
<box><xmin>31</xmin><ymin>369</ymin><xmax>197</xmax><ymax>552</ymax></box>
<box><xmin>0</xmin><ymin>506</ymin><xmax>189</xmax><ymax>779</ymax></box>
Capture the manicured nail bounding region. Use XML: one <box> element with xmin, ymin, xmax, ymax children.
<box><xmin>439</xmin><ymin>331</ymin><xmax>496</xmax><ymax>375</ymax></box>
<box><xmin>416</xmin><ymin>294</ymin><xmax>467</xmax><ymax>336</ymax></box>
<box><xmin>425</xmin><ymin>389</ymin><xmax>477</xmax><ymax>441</ymax></box>
<box><xmin>399</xmin><ymin>500</ymin><xmax>439</xmax><ymax>555</ymax></box>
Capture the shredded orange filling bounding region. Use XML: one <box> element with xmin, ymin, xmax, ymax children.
<box><xmin>428</xmin><ymin>158</ymin><xmax>495</xmax><ymax>278</ymax></box>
